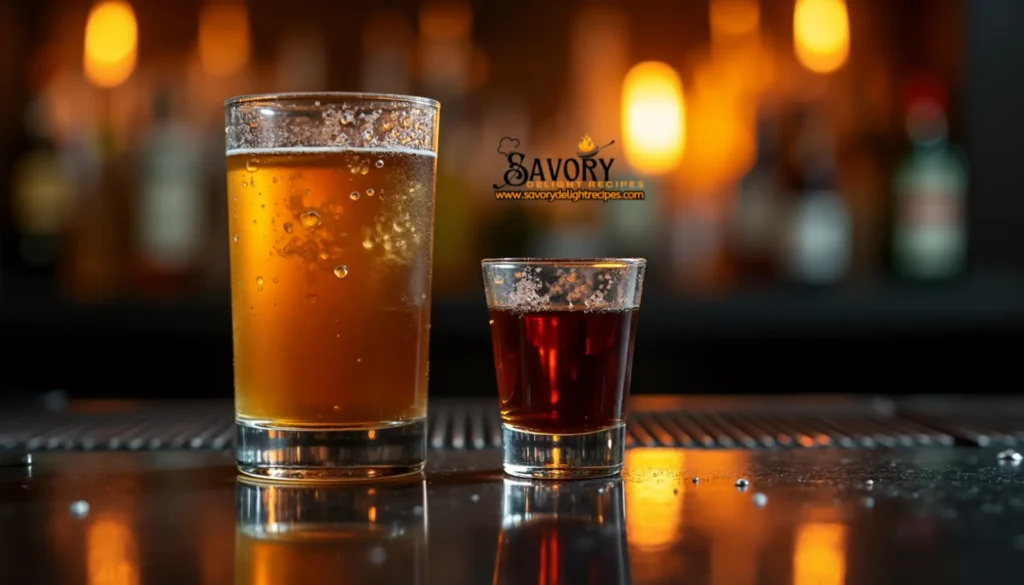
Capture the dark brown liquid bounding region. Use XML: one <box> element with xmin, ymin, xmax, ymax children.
<box><xmin>488</xmin><ymin>308</ymin><xmax>639</xmax><ymax>434</ymax></box>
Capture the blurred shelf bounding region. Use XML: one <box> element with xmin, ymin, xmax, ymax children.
<box><xmin>1</xmin><ymin>274</ymin><xmax>1024</xmax><ymax>339</ymax></box>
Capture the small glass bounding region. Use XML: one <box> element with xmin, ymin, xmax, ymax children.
<box><xmin>481</xmin><ymin>258</ymin><xmax>646</xmax><ymax>479</ymax></box>
<box><xmin>493</xmin><ymin>478</ymin><xmax>630</xmax><ymax>584</ymax></box>
<box><xmin>226</xmin><ymin>93</ymin><xmax>439</xmax><ymax>480</ymax></box>
<box><xmin>235</xmin><ymin>476</ymin><xmax>428</xmax><ymax>584</ymax></box>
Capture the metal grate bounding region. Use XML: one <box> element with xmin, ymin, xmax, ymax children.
<box><xmin>898</xmin><ymin>397</ymin><xmax>1024</xmax><ymax>447</ymax></box>
<box><xmin>0</xmin><ymin>397</ymin><xmax>985</xmax><ymax>452</ymax></box>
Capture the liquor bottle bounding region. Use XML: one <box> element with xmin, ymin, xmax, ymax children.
<box><xmin>133</xmin><ymin>91</ymin><xmax>206</xmax><ymax>297</ymax></box>
<box><xmin>730</xmin><ymin>115</ymin><xmax>782</xmax><ymax>285</ymax></box>
<box><xmin>782</xmin><ymin>107</ymin><xmax>852</xmax><ymax>286</ymax></box>
<box><xmin>890</xmin><ymin>79</ymin><xmax>967</xmax><ymax>281</ymax></box>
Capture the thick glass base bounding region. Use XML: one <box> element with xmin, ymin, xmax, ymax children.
<box><xmin>502</xmin><ymin>423</ymin><xmax>625</xmax><ymax>480</ymax></box>
<box><xmin>236</xmin><ymin>418</ymin><xmax>426</xmax><ymax>481</ymax></box>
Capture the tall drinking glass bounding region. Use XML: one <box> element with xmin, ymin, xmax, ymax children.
<box><xmin>482</xmin><ymin>258</ymin><xmax>646</xmax><ymax>479</ymax></box>
<box><xmin>226</xmin><ymin>93</ymin><xmax>439</xmax><ymax>480</ymax></box>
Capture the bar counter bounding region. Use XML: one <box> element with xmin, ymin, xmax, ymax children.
<box><xmin>2</xmin><ymin>396</ymin><xmax>1024</xmax><ymax>584</ymax></box>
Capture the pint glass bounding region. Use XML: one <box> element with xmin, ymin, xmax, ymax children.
<box><xmin>226</xmin><ymin>93</ymin><xmax>439</xmax><ymax>480</ymax></box>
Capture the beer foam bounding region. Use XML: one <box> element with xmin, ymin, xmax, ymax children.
<box><xmin>226</xmin><ymin>146</ymin><xmax>437</xmax><ymax>158</ymax></box>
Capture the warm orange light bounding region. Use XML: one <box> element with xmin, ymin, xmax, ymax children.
<box><xmin>83</xmin><ymin>1</ymin><xmax>137</xmax><ymax>88</ymax></box>
<box><xmin>199</xmin><ymin>0</ymin><xmax>252</xmax><ymax>77</ymax></box>
<box><xmin>87</xmin><ymin>515</ymin><xmax>139</xmax><ymax>585</ymax></box>
<box><xmin>621</xmin><ymin>61</ymin><xmax>686</xmax><ymax>175</ymax></box>
<box><xmin>624</xmin><ymin>449</ymin><xmax>686</xmax><ymax>549</ymax></box>
<box><xmin>793</xmin><ymin>522</ymin><xmax>847</xmax><ymax>585</ymax></box>
<box><xmin>710</xmin><ymin>0</ymin><xmax>760</xmax><ymax>39</ymax></box>
<box><xmin>679</xmin><ymin>67</ymin><xmax>756</xmax><ymax>192</ymax></box>
<box><xmin>794</xmin><ymin>0</ymin><xmax>850</xmax><ymax>74</ymax></box>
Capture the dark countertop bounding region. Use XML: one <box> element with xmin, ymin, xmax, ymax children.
<box><xmin>2</xmin><ymin>447</ymin><xmax>1023</xmax><ymax>584</ymax></box>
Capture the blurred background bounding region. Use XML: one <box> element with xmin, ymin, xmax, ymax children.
<box><xmin>0</xmin><ymin>0</ymin><xmax>1021</xmax><ymax>400</ymax></box>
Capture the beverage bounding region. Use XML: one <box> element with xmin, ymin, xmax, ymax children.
<box><xmin>228</xmin><ymin>148</ymin><xmax>435</xmax><ymax>425</ymax></box>
<box><xmin>482</xmin><ymin>258</ymin><xmax>645</xmax><ymax>479</ymax></box>
<box><xmin>488</xmin><ymin>308</ymin><xmax>639</xmax><ymax>434</ymax></box>
<box><xmin>227</xmin><ymin>93</ymin><xmax>439</xmax><ymax>480</ymax></box>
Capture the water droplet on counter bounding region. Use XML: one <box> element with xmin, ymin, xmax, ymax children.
<box><xmin>300</xmin><ymin>210</ymin><xmax>322</xmax><ymax>228</ymax></box>
<box><xmin>283</xmin><ymin>222</ymin><xmax>294</xmax><ymax>234</ymax></box>
<box><xmin>334</xmin><ymin>266</ymin><xmax>349</xmax><ymax>279</ymax></box>
<box><xmin>350</xmin><ymin>191</ymin><xmax>361</xmax><ymax>200</ymax></box>
<box><xmin>246</xmin><ymin>160</ymin><xmax>259</xmax><ymax>172</ymax></box>
<box><xmin>70</xmin><ymin>500</ymin><xmax>90</xmax><ymax>518</ymax></box>
<box><xmin>998</xmin><ymin>449</ymin><xmax>1023</xmax><ymax>462</ymax></box>
<box><xmin>305</xmin><ymin>294</ymin><xmax>318</xmax><ymax>303</ymax></box>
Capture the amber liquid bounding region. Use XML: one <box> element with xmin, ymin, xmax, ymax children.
<box><xmin>228</xmin><ymin>148</ymin><xmax>435</xmax><ymax>426</ymax></box>
<box><xmin>488</xmin><ymin>308</ymin><xmax>639</xmax><ymax>434</ymax></box>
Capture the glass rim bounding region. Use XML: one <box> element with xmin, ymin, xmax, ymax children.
<box><xmin>224</xmin><ymin>92</ymin><xmax>440</xmax><ymax>109</ymax></box>
<box><xmin>480</xmin><ymin>257</ymin><xmax>646</xmax><ymax>269</ymax></box>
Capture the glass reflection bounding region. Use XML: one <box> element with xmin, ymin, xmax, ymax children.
<box><xmin>493</xmin><ymin>478</ymin><xmax>630</xmax><ymax>585</ymax></box>
<box><xmin>792</xmin><ymin>522</ymin><xmax>847</xmax><ymax>585</ymax></box>
<box><xmin>234</xmin><ymin>476</ymin><xmax>428</xmax><ymax>585</ymax></box>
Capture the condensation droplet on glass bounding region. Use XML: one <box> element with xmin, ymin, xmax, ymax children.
<box><xmin>300</xmin><ymin>210</ymin><xmax>322</xmax><ymax>228</ymax></box>
<box><xmin>272</xmin><ymin>176</ymin><xmax>278</xmax><ymax>183</ymax></box>
<box><xmin>233</xmin><ymin>234</ymin><xmax>239</xmax><ymax>242</ymax></box>
<box><xmin>252</xmin><ymin>219</ymin><xmax>256</xmax><ymax>225</ymax></box>
<box><xmin>256</xmin><ymin>276</ymin><xmax>264</xmax><ymax>286</ymax></box>
<box><xmin>366</xmin><ymin>189</ymin><xmax>375</xmax><ymax>197</ymax></box>
<box><xmin>350</xmin><ymin>191</ymin><xmax>361</xmax><ymax>200</ymax></box>
<box><xmin>261</xmin><ymin>204</ymin><xmax>265</xmax><ymax>209</ymax></box>
<box><xmin>242</xmin><ymin>181</ymin><xmax>248</xmax><ymax>188</ymax></box>
<box><xmin>305</xmin><ymin>293</ymin><xmax>318</xmax><ymax>304</ymax></box>
<box><xmin>375</xmin><ymin>159</ymin><xmax>384</xmax><ymax>168</ymax></box>
<box><xmin>334</xmin><ymin>265</ymin><xmax>349</xmax><ymax>279</ymax></box>
<box><xmin>283</xmin><ymin>222</ymin><xmax>294</xmax><ymax>234</ymax></box>
<box><xmin>246</xmin><ymin>159</ymin><xmax>258</xmax><ymax>172</ymax></box>
<box><xmin>494</xmin><ymin>277</ymin><xmax>505</xmax><ymax>285</ymax></box>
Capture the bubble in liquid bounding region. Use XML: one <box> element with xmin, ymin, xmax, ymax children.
<box><xmin>242</xmin><ymin>181</ymin><xmax>248</xmax><ymax>188</ymax></box>
<box><xmin>314</xmin><ymin>100</ymin><xmax>321</xmax><ymax>107</ymax></box>
<box><xmin>362</xmin><ymin>239</ymin><xmax>373</xmax><ymax>250</ymax></box>
<box><xmin>494</xmin><ymin>276</ymin><xmax>505</xmax><ymax>285</ymax></box>
<box><xmin>246</xmin><ymin>160</ymin><xmax>258</xmax><ymax>172</ymax></box>
<box><xmin>360</xmin><ymin>166</ymin><xmax>369</xmax><ymax>175</ymax></box>
<box><xmin>272</xmin><ymin>177</ymin><xmax>278</xmax><ymax>183</ymax></box>
<box><xmin>350</xmin><ymin>191</ymin><xmax>361</xmax><ymax>200</ymax></box>
<box><xmin>300</xmin><ymin>210</ymin><xmax>322</xmax><ymax>228</ymax></box>
<box><xmin>366</xmin><ymin>189</ymin><xmax>375</xmax><ymax>197</ymax></box>
<box><xmin>283</xmin><ymin>222</ymin><xmax>294</xmax><ymax>234</ymax></box>
<box><xmin>233</xmin><ymin>234</ymin><xmax>239</xmax><ymax>242</ymax></box>
<box><xmin>375</xmin><ymin>159</ymin><xmax>384</xmax><ymax>168</ymax></box>
<box><xmin>261</xmin><ymin>204</ymin><xmax>265</xmax><ymax>209</ymax></box>
<box><xmin>362</xmin><ymin>128</ymin><xmax>373</xmax><ymax>140</ymax></box>
<box><xmin>306</xmin><ymin>293</ymin><xmax>318</xmax><ymax>303</ymax></box>
<box><xmin>341</xmin><ymin>111</ymin><xmax>354</xmax><ymax>125</ymax></box>
<box><xmin>305</xmin><ymin>189</ymin><xmax>311</xmax><ymax>197</ymax></box>
<box><xmin>256</xmin><ymin>276</ymin><xmax>264</xmax><ymax>286</ymax></box>
<box><xmin>333</xmin><ymin>404</ymin><xmax>340</xmax><ymax>411</ymax></box>
<box><xmin>357</xmin><ymin>357</ymin><xmax>362</xmax><ymax>363</ymax></box>
<box><xmin>334</xmin><ymin>265</ymin><xmax>349</xmax><ymax>279</ymax></box>
<box><xmin>272</xmin><ymin>277</ymin><xmax>279</xmax><ymax>284</ymax></box>
<box><xmin>319</xmin><ymin>251</ymin><xmax>330</xmax><ymax>260</ymax></box>
<box><xmin>252</xmin><ymin>219</ymin><xmax>256</xmax><ymax>225</ymax></box>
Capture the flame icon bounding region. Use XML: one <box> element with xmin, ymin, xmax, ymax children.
<box><xmin>576</xmin><ymin>133</ymin><xmax>615</xmax><ymax>158</ymax></box>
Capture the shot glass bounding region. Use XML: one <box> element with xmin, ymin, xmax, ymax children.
<box><xmin>481</xmin><ymin>258</ymin><xmax>646</xmax><ymax>479</ymax></box>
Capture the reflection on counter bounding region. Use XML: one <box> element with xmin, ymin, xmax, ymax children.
<box><xmin>493</xmin><ymin>478</ymin><xmax>629</xmax><ymax>585</ymax></box>
<box><xmin>234</xmin><ymin>476</ymin><xmax>428</xmax><ymax>585</ymax></box>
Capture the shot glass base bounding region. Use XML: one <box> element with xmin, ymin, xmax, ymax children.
<box><xmin>236</xmin><ymin>418</ymin><xmax>426</xmax><ymax>482</ymax></box>
<box><xmin>502</xmin><ymin>423</ymin><xmax>625</xmax><ymax>480</ymax></box>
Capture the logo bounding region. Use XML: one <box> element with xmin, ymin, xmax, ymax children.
<box><xmin>492</xmin><ymin>134</ymin><xmax>645</xmax><ymax>203</ymax></box>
